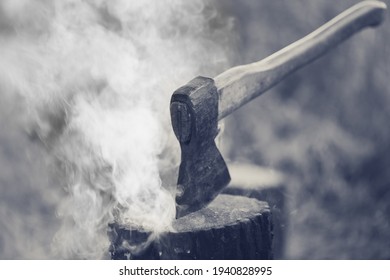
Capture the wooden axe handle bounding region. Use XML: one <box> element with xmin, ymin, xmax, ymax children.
<box><xmin>215</xmin><ymin>1</ymin><xmax>386</xmax><ymax>120</ymax></box>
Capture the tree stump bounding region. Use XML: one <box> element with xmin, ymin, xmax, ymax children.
<box><xmin>223</xmin><ymin>163</ymin><xmax>287</xmax><ymax>259</ymax></box>
<box><xmin>109</xmin><ymin>194</ymin><xmax>273</xmax><ymax>259</ymax></box>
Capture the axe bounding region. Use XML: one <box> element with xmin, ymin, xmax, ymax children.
<box><xmin>170</xmin><ymin>1</ymin><xmax>386</xmax><ymax>218</ymax></box>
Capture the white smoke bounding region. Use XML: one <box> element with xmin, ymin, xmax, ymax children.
<box><xmin>0</xmin><ymin>0</ymin><xmax>233</xmax><ymax>259</ymax></box>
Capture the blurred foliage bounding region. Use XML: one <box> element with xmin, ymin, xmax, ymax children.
<box><xmin>217</xmin><ymin>0</ymin><xmax>390</xmax><ymax>259</ymax></box>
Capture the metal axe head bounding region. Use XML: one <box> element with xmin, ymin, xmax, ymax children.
<box><xmin>170</xmin><ymin>76</ymin><xmax>231</xmax><ymax>218</ymax></box>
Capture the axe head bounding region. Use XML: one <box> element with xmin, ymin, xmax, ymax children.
<box><xmin>170</xmin><ymin>76</ymin><xmax>231</xmax><ymax>218</ymax></box>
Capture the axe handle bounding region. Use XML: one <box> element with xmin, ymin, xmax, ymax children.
<box><xmin>215</xmin><ymin>1</ymin><xmax>386</xmax><ymax>120</ymax></box>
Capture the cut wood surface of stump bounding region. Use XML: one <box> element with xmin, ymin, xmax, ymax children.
<box><xmin>109</xmin><ymin>194</ymin><xmax>273</xmax><ymax>260</ymax></box>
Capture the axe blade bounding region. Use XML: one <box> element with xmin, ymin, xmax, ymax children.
<box><xmin>175</xmin><ymin>139</ymin><xmax>231</xmax><ymax>218</ymax></box>
<box><xmin>170</xmin><ymin>77</ymin><xmax>231</xmax><ymax>218</ymax></box>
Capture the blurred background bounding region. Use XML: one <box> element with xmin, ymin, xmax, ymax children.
<box><xmin>217</xmin><ymin>0</ymin><xmax>390</xmax><ymax>259</ymax></box>
<box><xmin>0</xmin><ymin>0</ymin><xmax>389</xmax><ymax>259</ymax></box>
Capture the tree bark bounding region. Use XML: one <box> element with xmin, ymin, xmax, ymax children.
<box><xmin>223</xmin><ymin>163</ymin><xmax>287</xmax><ymax>259</ymax></box>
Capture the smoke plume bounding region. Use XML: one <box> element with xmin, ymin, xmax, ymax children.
<box><xmin>0</xmin><ymin>0</ymin><xmax>233</xmax><ymax>259</ymax></box>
